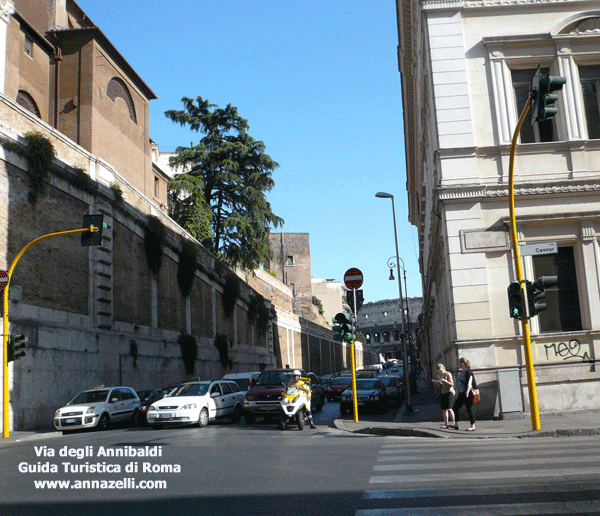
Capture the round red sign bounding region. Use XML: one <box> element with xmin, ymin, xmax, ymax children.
<box><xmin>0</xmin><ymin>270</ymin><xmax>8</xmax><ymax>291</ymax></box>
<box><xmin>344</xmin><ymin>268</ymin><xmax>363</xmax><ymax>289</ymax></box>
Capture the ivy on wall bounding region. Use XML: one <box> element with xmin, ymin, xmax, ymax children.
<box><xmin>144</xmin><ymin>215</ymin><xmax>166</xmax><ymax>277</ymax></box>
<box><xmin>222</xmin><ymin>276</ymin><xmax>240</xmax><ymax>318</ymax></box>
<box><xmin>72</xmin><ymin>167</ymin><xmax>96</xmax><ymax>195</ymax></box>
<box><xmin>214</xmin><ymin>332</ymin><xmax>233</xmax><ymax>369</ymax></box>
<box><xmin>24</xmin><ymin>132</ymin><xmax>55</xmax><ymax>205</ymax></box>
<box><xmin>177</xmin><ymin>239</ymin><xmax>198</xmax><ymax>298</ymax></box>
<box><xmin>110</xmin><ymin>182</ymin><xmax>124</xmax><ymax>206</ymax></box>
<box><xmin>179</xmin><ymin>333</ymin><xmax>197</xmax><ymax>375</ymax></box>
<box><xmin>248</xmin><ymin>294</ymin><xmax>274</xmax><ymax>337</ymax></box>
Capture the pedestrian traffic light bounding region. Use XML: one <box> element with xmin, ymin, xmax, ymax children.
<box><xmin>531</xmin><ymin>66</ymin><xmax>566</xmax><ymax>123</ymax></box>
<box><xmin>7</xmin><ymin>333</ymin><xmax>28</xmax><ymax>362</ymax></box>
<box><xmin>507</xmin><ymin>282</ymin><xmax>524</xmax><ymax>319</ymax></box>
<box><xmin>81</xmin><ymin>214</ymin><xmax>105</xmax><ymax>247</ymax></box>
<box><xmin>527</xmin><ymin>276</ymin><xmax>558</xmax><ymax>316</ymax></box>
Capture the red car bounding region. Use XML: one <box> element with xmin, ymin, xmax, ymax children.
<box><xmin>325</xmin><ymin>377</ymin><xmax>351</xmax><ymax>402</ymax></box>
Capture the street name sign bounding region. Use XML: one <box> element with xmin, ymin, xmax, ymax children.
<box><xmin>0</xmin><ymin>271</ymin><xmax>8</xmax><ymax>290</ymax></box>
<box><xmin>520</xmin><ymin>242</ymin><xmax>558</xmax><ymax>256</ymax></box>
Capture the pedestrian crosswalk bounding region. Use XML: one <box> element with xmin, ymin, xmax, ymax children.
<box><xmin>355</xmin><ymin>436</ymin><xmax>600</xmax><ymax>515</ymax></box>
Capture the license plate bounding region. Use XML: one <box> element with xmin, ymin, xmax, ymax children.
<box><xmin>65</xmin><ymin>418</ymin><xmax>77</xmax><ymax>424</ymax></box>
<box><xmin>157</xmin><ymin>413</ymin><xmax>172</xmax><ymax>419</ymax></box>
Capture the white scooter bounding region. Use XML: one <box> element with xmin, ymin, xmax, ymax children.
<box><xmin>278</xmin><ymin>385</ymin><xmax>310</xmax><ymax>430</ymax></box>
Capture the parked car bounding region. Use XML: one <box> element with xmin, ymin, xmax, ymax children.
<box><xmin>324</xmin><ymin>377</ymin><xmax>351</xmax><ymax>402</ymax></box>
<box><xmin>306</xmin><ymin>372</ymin><xmax>325</xmax><ymax>411</ymax></box>
<box><xmin>222</xmin><ymin>371</ymin><xmax>261</xmax><ymax>392</ymax></box>
<box><xmin>136</xmin><ymin>386</ymin><xmax>177</xmax><ymax>425</ymax></box>
<box><xmin>340</xmin><ymin>379</ymin><xmax>388</xmax><ymax>415</ymax></box>
<box><xmin>53</xmin><ymin>386</ymin><xmax>140</xmax><ymax>434</ymax></box>
<box><xmin>243</xmin><ymin>368</ymin><xmax>306</xmax><ymax>424</ymax></box>
<box><xmin>147</xmin><ymin>379</ymin><xmax>244</xmax><ymax>429</ymax></box>
<box><xmin>378</xmin><ymin>376</ymin><xmax>402</xmax><ymax>407</ymax></box>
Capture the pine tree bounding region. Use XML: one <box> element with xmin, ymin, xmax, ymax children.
<box><xmin>166</xmin><ymin>96</ymin><xmax>283</xmax><ymax>270</ymax></box>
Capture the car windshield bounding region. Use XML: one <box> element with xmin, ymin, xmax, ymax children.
<box><xmin>331</xmin><ymin>378</ymin><xmax>350</xmax><ymax>386</ymax></box>
<box><xmin>69</xmin><ymin>390</ymin><xmax>110</xmax><ymax>405</ymax></box>
<box><xmin>171</xmin><ymin>383</ymin><xmax>209</xmax><ymax>397</ymax></box>
<box><xmin>256</xmin><ymin>371</ymin><xmax>291</xmax><ymax>386</ymax></box>
<box><xmin>356</xmin><ymin>380</ymin><xmax>381</xmax><ymax>390</ymax></box>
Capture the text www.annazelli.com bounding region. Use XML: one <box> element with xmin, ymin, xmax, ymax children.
<box><xmin>34</xmin><ymin>478</ymin><xmax>167</xmax><ymax>489</ymax></box>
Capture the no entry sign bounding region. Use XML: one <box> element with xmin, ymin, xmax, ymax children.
<box><xmin>0</xmin><ymin>271</ymin><xmax>8</xmax><ymax>290</ymax></box>
<box><xmin>344</xmin><ymin>268</ymin><xmax>363</xmax><ymax>290</ymax></box>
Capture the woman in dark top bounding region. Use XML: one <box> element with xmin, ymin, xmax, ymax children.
<box><xmin>449</xmin><ymin>357</ymin><xmax>477</xmax><ymax>431</ymax></box>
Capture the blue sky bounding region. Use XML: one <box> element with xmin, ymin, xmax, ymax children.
<box><xmin>78</xmin><ymin>0</ymin><xmax>422</xmax><ymax>302</ymax></box>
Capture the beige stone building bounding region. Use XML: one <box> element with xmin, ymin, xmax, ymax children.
<box><xmin>397</xmin><ymin>0</ymin><xmax>600</xmax><ymax>417</ymax></box>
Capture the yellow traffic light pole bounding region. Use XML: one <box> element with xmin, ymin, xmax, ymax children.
<box><xmin>3</xmin><ymin>225</ymin><xmax>97</xmax><ymax>439</ymax></box>
<box><xmin>508</xmin><ymin>91</ymin><xmax>541</xmax><ymax>431</ymax></box>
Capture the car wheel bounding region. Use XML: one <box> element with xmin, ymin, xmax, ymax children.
<box><xmin>230</xmin><ymin>405</ymin><xmax>243</xmax><ymax>424</ymax></box>
<box><xmin>245</xmin><ymin>413</ymin><xmax>256</xmax><ymax>425</ymax></box>
<box><xmin>198</xmin><ymin>408</ymin><xmax>209</xmax><ymax>428</ymax></box>
<box><xmin>97</xmin><ymin>413</ymin><xmax>110</xmax><ymax>431</ymax></box>
<box><xmin>132</xmin><ymin>409</ymin><xmax>142</xmax><ymax>426</ymax></box>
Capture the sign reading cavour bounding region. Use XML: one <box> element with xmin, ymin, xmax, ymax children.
<box><xmin>519</xmin><ymin>242</ymin><xmax>558</xmax><ymax>256</ymax></box>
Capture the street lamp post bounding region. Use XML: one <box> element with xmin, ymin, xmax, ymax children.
<box><xmin>375</xmin><ymin>192</ymin><xmax>412</xmax><ymax>412</ymax></box>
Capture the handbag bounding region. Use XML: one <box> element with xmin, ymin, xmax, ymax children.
<box><xmin>469</xmin><ymin>389</ymin><xmax>481</xmax><ymax>403</ymax></box>
<box><xmin>449</xmin><ymin>386</ymin><xmax>456</xmax><ymax>396</ymax></box>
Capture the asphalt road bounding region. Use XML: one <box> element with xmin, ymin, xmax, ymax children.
<box><xmin>1</xmin><ymin>400</ymin><xmax>599</xmax><ymax>515</ymax></box>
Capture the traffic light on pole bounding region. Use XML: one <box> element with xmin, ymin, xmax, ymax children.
<box><xmin>81</xmin><ymin>214</ymin><xmax>105</xmax><ymax>247</ymax></box>
<box><xmin>333</xmin><ymin>312</ymin><xmax>352</xmax><ymax>342</ymax></box>
<box><xmin>8</xmin><ymin>333</ymin><xmax>28</xmax><ymax>362</ymax></box>
<box><xmin>531</xmin><ymin>66</ymin><xmax>566</xmax><ymax>123</ymax></box>
<box><xmin>527</xmin><ymin>276</ymin><xmax>558</xmax><ymax>317</ymax></box>
<box><xmin>507</xmin><ymin>282</ymin><xmax>524</xmax><ymax>319</ymax></box>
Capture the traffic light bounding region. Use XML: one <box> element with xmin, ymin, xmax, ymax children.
<box><xmin>531</xmin><ymin>66</ymin><xmax>566</xmax><ymax>123</ymax></box>
<box><xmin>347</xmin><ymin>312</ymin><xmax>357</xmax><ymax>343</ymax></box>
<box><xmin>527</xmin><ymin>276</ymin><xmax>558</xmax><ymax>317</ymax></box>
<box><xmin>8</xmin><ymin>333</ymin><xmax>28</xmax><ymax>362</ymax></box>
<box><xmin>81</xmin><ymin>214</ymin><xmax>105</xmax><ymax>247</ymax></box>
<box><xmin>507</xmin><ymin>282</ymin><xmax>524</xmax><ymax>319</ymax></box>
<box><xmin>333</xmin><ymin>312</ymin><xmax>352</xmax><ymax>342</ymax></box>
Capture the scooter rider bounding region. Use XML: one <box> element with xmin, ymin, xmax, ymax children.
<box><xmin>287</xmin><ymin>370</ymin><xmax>317</xmax><ymax>429</ymax></box>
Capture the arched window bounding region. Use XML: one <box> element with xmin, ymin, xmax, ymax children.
<box><xmin>16</xmin><ymin>90</ymin><xmax>41</xmax><ymax>118</ymax></box>
<box><xmin>106</xmin><ymin>77</ymin><xmax>137</xmax><ymax>123</ymax></box>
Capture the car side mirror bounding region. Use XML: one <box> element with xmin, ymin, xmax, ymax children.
<box><xmin>110</xmin><ymin>397</ymin><xmax>118</xmax><ymax>403</ymax></box>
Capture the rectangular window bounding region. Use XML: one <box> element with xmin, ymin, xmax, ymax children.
<box><xmin>579</xmin><ymin>65</ymin><xmax>600</xmax><ymax>140</ymax></box>
<box><xmin>154</xmin><ymin>176</ymin><xmax>160</xmax><ymax>198</ymax></box>
<box><xmin>286</xmin><ymin>255</ymin><xmax>294</xmax><ymax>266</ymax></box>
<box><xmin>532</xmin><ymin>246</ymin><xmax>582</xmax><ymax>333</ymax></box>
<box><xmin>512</xmin><ymin>68</ymin><xmax>555</xmax><ymax>143</ymax></box>
<box><xmin>24</xmin><ymin>35</ymin><xmax>33</xmax><ymax>57</ymax></box>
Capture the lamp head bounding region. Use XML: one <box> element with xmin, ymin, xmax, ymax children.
<box><xmin>375</xmin><ymin>192</ymin><xmax>393</xmax><ymax>199</ymax></box>
<box><xmin>389</xmin><ymin>268</ymin><xmax>395</xmax><ymax>281</ymax></box>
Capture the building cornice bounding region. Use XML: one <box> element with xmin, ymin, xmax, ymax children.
<box><xmin>437</xmin><ymin>179</ymin><xmax>600</xmax><ymax>201</ymax></box>
<box><xmin>422</xmin><ymin>0</ymin><xmax>595</xmax><ymax>10</ymax></box>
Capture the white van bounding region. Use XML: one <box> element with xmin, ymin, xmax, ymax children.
<box><xmin>222</xmin><ymin>371</ymin><xmax>261</xmax><ymax>392</ymax></box>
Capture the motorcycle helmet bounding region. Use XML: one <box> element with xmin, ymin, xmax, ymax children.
<box><xmin>292</xmin><ymin>369</ymin><xmax>301</xmax><ymax>377</ymax></box>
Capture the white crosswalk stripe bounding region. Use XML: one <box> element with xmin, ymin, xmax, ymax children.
<box><xmin>356</xmin><ymin>437</ymin><xmax>600</xmax><ymax>515</ymax></box>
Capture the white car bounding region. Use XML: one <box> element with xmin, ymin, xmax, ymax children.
<box><xmin>53</xmin><ymin>386</ymin><xmax>140</xmax><ymax>434</ymax></box>
<box><xmin>147</xmin><ymin>380</ymin><xmax>245</xmax><ymax>429</ymax></box>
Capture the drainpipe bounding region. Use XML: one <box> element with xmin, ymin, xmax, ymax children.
<box><xmin>53</xmin><ymin>46</ymin><xmax>61</xmax><ymax>129</ymax></box>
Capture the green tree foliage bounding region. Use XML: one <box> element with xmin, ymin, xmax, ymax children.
<box><xmin>165</xmin><ymin>96</ymin><xmax>283</xmax><ymax>270</ymax></box>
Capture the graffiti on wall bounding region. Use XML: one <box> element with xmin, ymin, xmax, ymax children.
<box><xmin>537</xmin><ymin>339</ymin><xmax>591</xmax><ymax>362</ymax></box>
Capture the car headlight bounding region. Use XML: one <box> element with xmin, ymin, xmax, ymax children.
<box><xmin>85</xmin><ymin>407</ymin><xmax>95</xmax><ymax>414</ymax></box>
<box><xmin>180</xmin><ymin>404</ymin><xmax>197</xmax><ymax>410</ymax></box>
<box><xmin>245</xmin><ymin>394</ymin><xmax>255</xmax><ymax>401</ymax></box>
<box><xmin>371</xmin><ymin>395</ymin><xmax>380</xmax><ymax>401</ymax></box>
<box><xmin>148</xmin><ymin>405</ymin><xmax>157</xmax><ymax>412</ymax></box>
<box><xmin>54</xmin><ymin>410</ymin><xmax>60</xmax><ymax>417</ymax></box>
